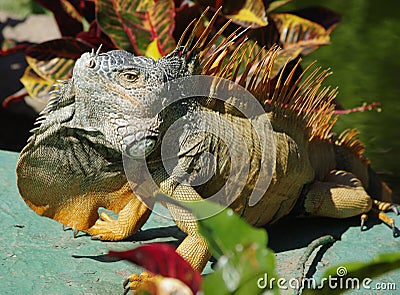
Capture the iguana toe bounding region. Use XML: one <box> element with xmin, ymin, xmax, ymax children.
<box><xmin>123</xmin><ymin>272</ymin><xmax>153</xmax><ymax>294</ymax></box>
<box><xmin>360</xmin><ymin>202</ymin><xmax>399</xmax><ymax>236</ymax></box>
<box><xmin>87</xmin><ymin>212</ymin><xmax>128</xmax><ymax>241</ymax></box>
<box><xmin>373</xmin><ymin>199</ymin><xmax>399</xmax><ymax>213</ymax></box>
<box><xmin>371</xmin><ymin>199</ymin><xmax>400</xmax><ymax>236</ymax></box>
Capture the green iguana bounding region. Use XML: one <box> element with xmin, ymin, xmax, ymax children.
<box><xmin>17</xmin><ymin>10</ymin><xmax>398</xmax><ymax>292</ymax></box>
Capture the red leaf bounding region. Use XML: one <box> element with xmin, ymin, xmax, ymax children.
<box><xmin>108</xmin><ymin>244</ymin><xmax>202</xmax><ymax>294</ymax></box>
<box><xmin>76</xmin><ymin>21</ymin><xmax>118</xmax><ymax>51</ymax></box>
<box><xmin>174</xmin><ymin>2</ymin><xmax>202</xmax><ymax>41</ymax></box>
<box><xmin>0</xmin><ymin>42</ymin><xmax>31</xmax><ymax>56</ymax></box>
<box><xmin>69</xmin><ymin>0</ymin><xmax>96</xmax><ymax>23</ymax></box>
<box><xmin>2</xmin><ymin>89</ymin><xmax>28</xmax><ymax>108</ymax></box>
<box><xmin>34</xmin><ymin>0</ymin><xmax>83</xmax><ymax>36</ymax></box>
<box><xmin>25</xmin><ymin>37</ymin><xmax>93</xmax><ymax>61</ymax></box>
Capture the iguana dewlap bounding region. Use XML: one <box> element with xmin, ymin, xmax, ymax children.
<box><xmin>16</xmin><ymin>11</ymin><xmax>398</xmax><ymax>292</ymax></box>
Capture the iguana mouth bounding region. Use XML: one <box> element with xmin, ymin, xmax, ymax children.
<box><xmin>124</xmin><ymin>132</ymin><xmax>157</xmax><ymax>158</ymax></box>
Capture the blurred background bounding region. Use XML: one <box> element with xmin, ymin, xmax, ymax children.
<box><xmin>0</xmin><ymin>0</ymin><xmax>399</xmax><ymax>193</ymax></box>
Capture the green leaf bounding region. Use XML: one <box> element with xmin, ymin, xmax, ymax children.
<box><xmin>156</xmin><ymin>195</ymin><xmax>277</xmax><ymax>294</ymax></box>
<box><xmin>95</xmin><ymin>0</ymin><xmax>176</xmax><ymax>56</ymax></box>
<box><xmin>304</xmin><ymin>252</ymin><xmax>400</xmax><ymax>295</ymax></box>
<box><xmin>202</xmin><ymin>243</ymin><xmax>276</xmax><ymax>295</ymax></box>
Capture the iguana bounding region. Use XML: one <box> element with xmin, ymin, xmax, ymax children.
<box><xmin>17</xmin><ymin>9</ymin><xmax>398</xmax><ymax>292</ymax></box>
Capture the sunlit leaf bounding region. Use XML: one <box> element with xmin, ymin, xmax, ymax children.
<box><xmin>96</xmin><ymin>0</ymin><xmax>176</xmax><ymax>56</ymax></box>
<box><xmin>195</xmin><ymin>0</ymin><xmax>268</xmax><ymax>28</ymax></box>
<box><xmin>147</xmin><ymin>0</ymin><xmax>176</xmax><ymax>55</ymax></box>
<box><xmin>19</xmin><ymin>38</ymin><xmax>91</xmax><ymax>106</ymax></box>
<box><xmin>225</xmin><ymin>0</ymin><xmax>268</xmax><ymax>28</ymax></box>
<box><xmin>269</xmin><ymin>13</ymin><xmax>331</xmax><ymax>55</ymax></box>
<box><xmin>273</xmin><ymin>47</ymin><xmax>303</xmax><ymax>73</ymax></box>
<box><xmin>292</xmin><ymin>6</ymin><xmax>341</xmax><ymax>34</ymax></box>
<box><xmin>25</xmin><ymin>38</ymin><xmax>92</xmax><ymax>81</ymax></box>
<box><xmin>108</xmin><ymin>243</ymin><xmax>202</xmax><ymax>294</ymax></box>
<box><xmin>20</xmin><ymin>66</ymin><xmax>54</xmax><ymax>104</ymax></box>
<box><xmin>146</xmin><ymin>39</ymin><xmax>163</xmax><ymax>60</ymax></box>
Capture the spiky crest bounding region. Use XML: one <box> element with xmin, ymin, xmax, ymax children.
<box><xmin>335</xmin><ymin>129</ymin><xmax>365</xmax><ymax>159</ymax></box>
<box><xmin>177</xmin><ymin>9</ymin><xmax>365</xmax><ymax>159</ymax></box>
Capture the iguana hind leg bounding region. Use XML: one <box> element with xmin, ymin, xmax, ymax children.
<box><xmin>304</xmin><ymin>170</ymin><xmax>373</xmax><ymax>219</ymax></box>
<box><xmin>303</xmin><ymin>170</ymin><xmax>398</xmax><ymax>234</ymax></box>
<box><xmin>87</xmin><ymin>197</ymin><xmax>151</xmax><ymax>241</ymax></box>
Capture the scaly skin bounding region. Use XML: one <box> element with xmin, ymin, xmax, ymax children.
<box><xmin>16</xmin><ymin>14</ymin><xmax>397</xmax><ymax>292</ymax></box>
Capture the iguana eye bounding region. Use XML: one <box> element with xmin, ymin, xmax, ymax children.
<box><xmin>86</xmin><ymin>58</ymin><xmax>96</xmax><ymax>68</ymax></box>
<box><xmin>123</xmin><ymin>71</ymin><xmax>139</xmax><ymax>82</ymax></box>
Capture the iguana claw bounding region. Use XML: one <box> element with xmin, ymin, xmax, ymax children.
<box><xmin>389</xmin><ymin>204</ymin><xmax>399</xmax><ymax>215</ymax></box>
<box><xmin>61</xmin><ymin>225</ymin><xmax>81</xmax><ymax>238</ymax></box>
<box><xmin>360</xmin><ymin>213</ymin><xmax>368</xmax><ymax>231</ymax></box>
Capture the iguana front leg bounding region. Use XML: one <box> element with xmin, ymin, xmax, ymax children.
<box><xmin>165</xmin><ymin>185</ymin><xmax>211</xmax><ymax>272</ymax></box>
<box><xmin>87</xmin><ymin>196</ymin><xmax>151</xmax><ymax>241</ymax></box>
<box><xmin>125</xmin><ymin>183</ymin><xmax>211</xmax><ymax>292</ymax></box>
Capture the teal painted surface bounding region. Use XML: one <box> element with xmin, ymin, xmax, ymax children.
<box><xmin>0</xmin><ymin>150</ymin><xmax>180</xmax><ymax>294</ymax></box>
<box><xmin>1</xmin><ymin>150</ymin><xmax>399</xmax><ymax>294</ymax></box>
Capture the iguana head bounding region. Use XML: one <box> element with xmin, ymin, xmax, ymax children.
<box><xmin>71</xmin><ymin>48</ymin><xmax>197</xmax><ymax>157</ymax></box>
<box><xmin>69</xmin><ymin>9</ymin><xmax>236</xmax><ymax>158</ymax></box>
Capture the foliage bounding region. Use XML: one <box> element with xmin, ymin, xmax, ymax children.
<box><xmin>109</xmin><ymin>198</ymin><xmax>277</xmax><ymax>294</ymax></box>
<box><xmin>110</xmin><ymin>197</ymin><xmax>400</xmax><ymax>294</ymax></box>
<box><xmin>109</xmin><ymin>243</ymin><xmax>202</xmax><ymax>294</ymax></box>
<box><xmin>1</xmin><ymin>0</ymin><xmax>340</xmax><ymax>109</ymax></box>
